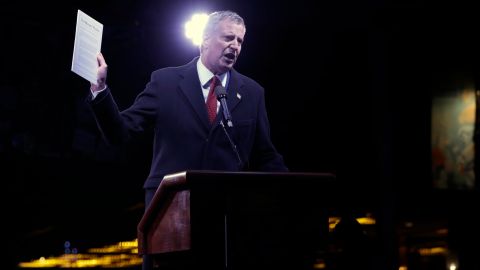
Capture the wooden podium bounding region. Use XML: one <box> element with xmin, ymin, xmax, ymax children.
<box><xmin>137</xmin><ymin>170</ymin><xmax>336</xmax><ymax>270</ymax></box>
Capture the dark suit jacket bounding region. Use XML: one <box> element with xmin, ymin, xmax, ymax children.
<box><xmin>90</xmin><ymin>57</ymin><xmax>287</xmax><ymax>188</ymax></box>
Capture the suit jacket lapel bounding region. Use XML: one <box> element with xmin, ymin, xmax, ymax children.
<box><xmin>178</xmin><ymin>58</ymin><xmax>211</xmax><ymax>130</ymax></box>
<box><xmin>226</xmin><ymin>69</ymin><xmax>244</xmax><ymax>113</ymax></box>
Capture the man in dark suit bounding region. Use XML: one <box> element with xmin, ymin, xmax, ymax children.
<box><xmin>90</xmin><ymin>9</ymin><xmax>287</xmax><ymax>199</ymax></box>
<box><xmin>89</xmin><ymin>10</ymin><xmax>288</xmax><ymax>269</ymax></box>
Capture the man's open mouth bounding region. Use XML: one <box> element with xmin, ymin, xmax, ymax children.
<box><xmin>225</xmin><ymin>52</ymin><xmax>235</xmax><ymax>60</ymax></box>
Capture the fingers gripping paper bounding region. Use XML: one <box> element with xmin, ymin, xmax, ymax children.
<box><xmin>71</xmin><ymin>10</ymin><xmax>103</xmax><ymax>84</ymax></box>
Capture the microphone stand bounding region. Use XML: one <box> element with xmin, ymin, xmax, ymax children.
<box><xmin>220</xmin><ymin>120</ymin><xmax>243</xmax><ymax>169</ymax></box>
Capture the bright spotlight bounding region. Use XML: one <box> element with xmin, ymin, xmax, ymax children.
<box><xmin>184</xmin><ymin>13</ymin><xmax>209</xmax><ymax>46</ymax></box>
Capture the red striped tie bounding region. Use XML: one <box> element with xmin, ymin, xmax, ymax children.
<box><xmin>206</xmin><ymin>76</ymin><xmax>218</xmax><ymax>124</ymax></box>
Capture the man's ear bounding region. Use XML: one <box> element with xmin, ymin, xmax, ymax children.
<box><xmin>202</xmin><ymin>36</ymin><xmax>210</xmax><ymax>50</ymax></box>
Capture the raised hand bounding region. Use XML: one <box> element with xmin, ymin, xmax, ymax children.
<box><xmin>90</xmin><ymin>52</ymin><xmax>108</xmax><ymax>92</ymax></box>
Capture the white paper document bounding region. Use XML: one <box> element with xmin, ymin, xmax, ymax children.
<box><xmin>71</xmin><ymin>10</ymin><xmax>103</xmax><ymax>84</ymax></box>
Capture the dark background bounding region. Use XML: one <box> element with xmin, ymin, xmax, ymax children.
<box><xmin>2</xmin><ymin>0</ymin><xmax>480</xmax><ymax>267</ymax></box>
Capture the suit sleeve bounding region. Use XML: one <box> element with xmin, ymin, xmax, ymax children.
<box><xmin>88</xmin><ymin>75</ymin><xmax>159</xmax><ymax>145</ymax></box>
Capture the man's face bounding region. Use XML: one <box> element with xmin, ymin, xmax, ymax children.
<box><xmin>202</xmin><ymin>19</ymin><xmax>246</xmax><ymax>74</ymax></box>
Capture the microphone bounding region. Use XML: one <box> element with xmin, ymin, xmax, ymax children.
<box><xmin>215</xmin><ymin>85</ymin><xmax>244</xmax><ymax>168</ymax></box>
<box><xmin>214</xmin><ymin>85</ymin><xmax>233</xmax><ymax>127</ymax></box>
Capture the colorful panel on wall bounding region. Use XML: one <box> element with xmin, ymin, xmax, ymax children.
<box><xmin>431</xmin><ymin>88</ymin><xmax>475</xmax><ymax>189</ymax></box>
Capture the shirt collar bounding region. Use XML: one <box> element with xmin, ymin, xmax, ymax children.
<box><xmin>197</xmin><ymin>58</ymin><xmax>228</xmax><ymax>88</ymax></box>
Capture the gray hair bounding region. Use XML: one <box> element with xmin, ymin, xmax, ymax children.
<box><xmin>202</xmin><ymin>10</ymin><xmax>246</xmax><ymax>40</ymax></box>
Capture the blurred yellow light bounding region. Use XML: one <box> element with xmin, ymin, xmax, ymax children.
<box><xmin>18</xmin><ymin>239</ymin><xmax>142</xmax><ymax>268</ymax></box>
<box><xmin>328</xmin><ymin>215</ymin><xmax>376</xmax><ymax>231</ymax></box>
<box><xmin>418</xmin><ymin>246</ymin><xmax>447</xmax><ymax>256</ymax></box>
<box><xmin>356</xmin><ymin>217</ymin><xmax>376</xmax><ymax>225</ymax></box>
<box><xmin>185</xmin><ymin>13</ymin><xmax>209</xmax><ymax>46</ymax></box>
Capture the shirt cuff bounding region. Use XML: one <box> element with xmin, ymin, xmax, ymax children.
<box><xmin>91</xmin><ymin>85</ymin><xmax>107</xmax><ymax>99</ymax></box>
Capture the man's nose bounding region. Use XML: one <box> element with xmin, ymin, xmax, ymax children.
<box><xmin>229</xmin><ymin>41</ymin><xmax>240</xmax><ymax>50</ymax></box>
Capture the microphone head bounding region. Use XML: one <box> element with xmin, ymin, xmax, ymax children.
<box><xmin>214</xmin><ymin>85</ymin><xmax>227</xmax><ymax>100</ymax></box>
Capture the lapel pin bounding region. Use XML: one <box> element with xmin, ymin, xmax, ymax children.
<box><xmin>236</xmin><ymin>92</ymin><xmax>242</xmax><ymax>99</ymax></box>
